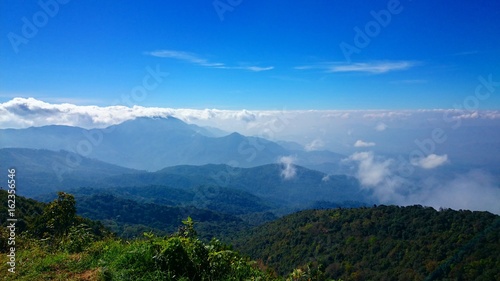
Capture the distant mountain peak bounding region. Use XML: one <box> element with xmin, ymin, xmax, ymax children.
<box><xmin>131</xmin><ymin>115</ymin><xmax>179</xmax><ymax>122</ymax></box>
<box><xmin>226</xmin><ymin>132</ymin><xmax>245</xmax><ymax>138</ymax></box>
<box><xmin>114</xmin><ymin>115</ymin><xmax>190</xmax><ymax>131</ymax></box>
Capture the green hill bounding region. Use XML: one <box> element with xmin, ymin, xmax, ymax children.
<box><xmin>74</xmin><ymin>192</ymin><xmax>250</xmax><ymax>241</ymax></box>
<box><xmin>232</xmin><ymin>205</ymin><xmax>500</xmax><ymax>280</ymax></box>
<box><xmin>2</xmin><ymin>190</ymin><xmax>499</xmax><ymax>280</ymax></box>
<box><xmin>0</xmin><ymin>191</ymin><xmax>280</xmax><ymax>280</ymax></box>
<box><xmin>35</xmin><ymin>186</ymin><xmax>277</xmax><ymax>239</ymax></box>
<box><xmin>0</xmin><ymin>188</ymin><xmax>45</xmax><ymax>235</ymax></box>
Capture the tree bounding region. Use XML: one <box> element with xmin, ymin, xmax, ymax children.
<box><xmin>34</xmin><ymin>192</ymin><xmax>76</xmax><ymax>238</ymax></box>
<box><xmin>47</xmin><ymin>192</ymin><xmax>76</xmax><ymax>237</ymax></box>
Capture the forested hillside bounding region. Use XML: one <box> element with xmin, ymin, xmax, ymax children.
<box><xmin>34</xmin><ymin>186</ymin><xmax>277</xmax><ymax>240</ymax></box>
<box><xmin>2</xmin><ymin>190</ymin><xmax>498</xmax><ymax>280</ymax></box>
<box><xmin>0</xmin><ymin>190</ymin><xmax>281</xmax><ymax>280</ymax></box>
<box><xmin>74</xmin><ymin>192</ymin><xmax>251</xmax><ymax>240</ymax></box>
<box><xmin>233</xmin><ymin>205</ymin><xmax>500</xmax><ymax>280</ymax></box>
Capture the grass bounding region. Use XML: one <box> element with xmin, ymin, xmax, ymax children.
<box><xmin>0</xmin><ymin>236</ymin><xmax>271</xmax><ymax>281</ymax></box>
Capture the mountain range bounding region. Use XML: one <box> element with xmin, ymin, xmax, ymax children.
<box><xmin>0</xmin><ymin>117</ymin><xmax>344</xmax><ymax>172</ymax></box>
<box><xmin>0</xmin><ymin>147</ymin><xmax>369</xmax><ymax>209</ymax></box>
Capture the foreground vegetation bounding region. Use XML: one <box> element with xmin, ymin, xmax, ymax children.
<box><xmin>1</xmin><ymin>190</ymin><xmax>499</xmax><ymax>280</ymax></box>
<box><xmin>0</xmin><ymin>190</ymin><xmax>331</xmax><ymax>280</ymax></box>
<box><xmin>0</xmin><ymin>220</ymin><xmax>275</xmax><ymax>280</ymax></box>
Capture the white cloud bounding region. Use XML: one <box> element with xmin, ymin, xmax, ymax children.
<box><xmin>354</xmin><ymin>140</ymin><xmax>376</xmax><ymax>147</ymax></box>
<box><xmin>147</xmin><ymin>49</ymin><xmax>273</xmax><ymax>72</ymax></box>
<box><xmin>279</xmin><ymin>156</ymin><xmax>297</xmax><ymax>180</ymax></box>
<box><xmin>305</xmin><ymin>139</ymin><xmax>324</xmax><ymax>151</ymax></box>
<box><xmin>233</xmin><ymin>110</ymin><xmax>256</xmax><ymax>122</ymax></box>
<box><xmin>347</xmin><ymin>152</ymin><xmax>391</xmax><ymax>186</ymax></box>
<box><xmin>344</xmin><ymin>152</ymin><xmax>404</xmax><ymax>203</ymax></box>
<box><xmin>412</xmin><ymin>154</ymin><xmax>448</xmax><ymax>169</ymax></box>
<box><xmin>375</xmin><ymin>123</ymin><xmax>387</xmax><ymax>131</ymax></box>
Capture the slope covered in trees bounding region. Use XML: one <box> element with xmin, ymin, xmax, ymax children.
<box><xmin>233</xmin><ymin>205</ymin><xmax>500</xmax><ymax>280</ymax></box>
<box><xmin>35</xmin><ymin>186</ymin><xmax>274</xmax><ymax>240</ymax></box>
<box><xmin>3</xmin><ymin>190</ymin><xmax>498</xmax><ymax>280</ymax></box>
<box><xmin>74</xmin><ymin>192</ymin><xmax>251</xmax><ymax>240</ymax></box>
<box><xmin>0</xmin><ymin>191</ymin><xmax>282</xmax><ymax>280</ymax></box>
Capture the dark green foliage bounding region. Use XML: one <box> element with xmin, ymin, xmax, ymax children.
<box><xmin>0</xmin><ymin>189</ymin><xmax>45</xmax><ymax>230</ymax></box>
<box><xmin>38</xmin><ymin>192</ymin><xmax>76</xmax><ymax>238</ymax></box>
<box><xmin>73</xmin><ymin>192</ymin><xmax>250</xmax><ymax>240</ymax></box>
<box><xmin>233</xmin><ymin>205</ymin><xmax>500</xmax><ymax>280</ymax></box>
<box><xmin>2</xmin><ymin>191</ymin><xmax>498</xmax><ymax>280</ymax></box>
<box><xmin>35</xmin><ymin>192</ymin><xmax>97</xmax><ymax>253</ymax></box>
<box><xmin>35</xmin><ymin>186</ymin><xmax>280</xmax><ymax>239</ymax></box>
<box><xmin>0</xmin><ymin>189</ymin><xmax>45</xmax><ymax>252</ymax></box>
<box><xmin>105</xmin><ymin>164</ymin><xmax>368</xmax><ymax>209</ymax></box>
<box><xmin>57</xmin><ymin>185</ymin><xmax>275</xmax><ymax>216</ymax></box>
<box><xmin>0</xmin><ymin>193</ymin><xmax>276</xmax><ymax>280</ymax></box>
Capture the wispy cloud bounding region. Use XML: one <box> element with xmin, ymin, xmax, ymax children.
<box><xmin>147</xmin><ymin>50</ymin><xmax>223</xmax><ymax>67</ymax></box>
<box><xmin>242</xmin><ymin>66</ymin><xmax>274</xmax><ymax>72</ymax></box>
<box><xmin>329</xmin><ymin>61</ymin><xmax>416</xmax><ymax>74</ymax></box>
<box><xmin>295</xmin><ymin>61</ymin><xmax>417</xmax><ymax>74</ymax></box>
<box><xmin>451</xmin><ymin>50</ymin><xmax>478</xmax><ymax>56</ymax></box>
<box><xmin>390</xmin><ymin>79</ymin><xmax>427</xmax><ymax>84</ymax></box>
<box><xmin>216</xmin><ymin>65</ymin><xmax>274</xmax><ymax>72</ymax></box>
<box><xmin>147</xmin><ymin>49</ymin><xmax>273</xmax><ymax>72</ymax></box>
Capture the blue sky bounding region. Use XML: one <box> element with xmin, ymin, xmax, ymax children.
<box><xmin>2</xmin><ymin>0</ymin><xmax>500</xmax><ymax>109</ymax></box>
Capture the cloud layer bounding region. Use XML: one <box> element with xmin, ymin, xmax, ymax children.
<box><xmin>0</xmin><ymin>97</ymin><xmax>264</xmax><ymax>129</ymax></box>
<box><xmin>3</xmin><ymin>98</ymin><xmax>500</xmax><ymax>131</ymax></box>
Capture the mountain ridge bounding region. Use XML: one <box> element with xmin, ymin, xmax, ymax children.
<box><xmin>0</xmin><ymin>116</ymin><xmax>345</xmax><ymax>171</ymax></box>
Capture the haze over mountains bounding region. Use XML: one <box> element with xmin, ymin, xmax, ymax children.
<box><xmin>0</xmin><ymin>148</ymin><xmax>367</xmax><ymax>209</ymax></box>
<box><xmin>0</xmin><ymin>116</ymin><xmax>343</xmax><ymax>172</ymax></box>
<box><xmin>1</xmin><ymin>112</ymin><xmax>499</xmax><ymax>214</ymax></box>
